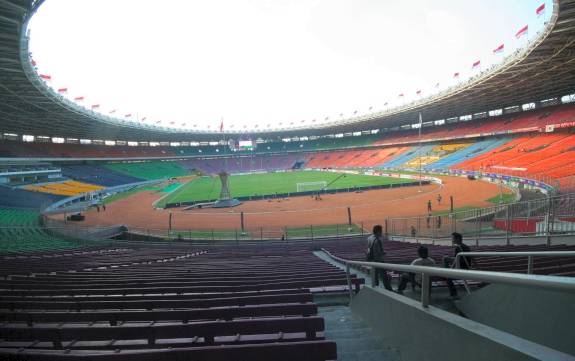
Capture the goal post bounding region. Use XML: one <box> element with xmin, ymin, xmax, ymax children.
<box><xmin>296</xmin><ymin>181</ymin><xmax>328</xmax><ymax>193</ymax></box>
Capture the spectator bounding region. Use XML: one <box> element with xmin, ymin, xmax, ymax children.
<box><xmin>427</xmin><ymin>200</ymin><xmax>432</xmax><ymax>212</ymax></box>
<box><xmin>437</xmin><ymin>194</ymin><xmax>442</xmax><ymax>205</ymax></box>
<box><xmin>443</xmin><ymin>232</ymin><xmax>473</xmax><ymax>298</ymax></box>
<box><xmin>410</xmin><ymin>225</ymin><xmax>416</xmax><ymax>238</ymax></box>
<box><xmin>366</xmin><ymin>225</ymin><xmax>392</xmax><ymax>290</ymax></box>
<box><xmin>396</xmin><ymin>245</ymin><xmax>435</xmax><ymax>294</ymax></box>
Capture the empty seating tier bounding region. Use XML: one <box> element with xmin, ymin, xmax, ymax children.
<box><xmin>0</xmin><ymin>245</ymin><xmax>355</xmax><ymax>360</ymax></box>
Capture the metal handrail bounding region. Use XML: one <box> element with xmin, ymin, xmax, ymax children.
<box><xmin>455</xmin><ymin>251</ymin><xmax>575</xmax><ymax>274</ymax></box>
<box><xmin>321</xmin><ymin>248</ymin><xmax>575</xmax><ymax>308</ymax></box>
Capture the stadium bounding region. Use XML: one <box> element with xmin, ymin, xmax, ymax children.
<box><xmin>0</xmin><ymin>0</ymin><xmax>575</xmax><ymax>360</ymax></box>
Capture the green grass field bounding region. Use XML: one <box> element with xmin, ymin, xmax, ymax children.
<box><xmin>156</xmin><ymin>170</ymin><xmax>413</xmax><ymax>208</ymax></box>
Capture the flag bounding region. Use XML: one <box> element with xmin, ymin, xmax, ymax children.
<box><xmin>57</xmin><ymin>88</ymin><xmax>68</xmax><ymax>94</ymax></box>
<box><xmin>91</xmin><ymin>104</ymin><xmax>100</xmax><ymax>109</ymax></box>
<box><xmin>493</xmin><ymin>43</ymin><xmax>504</xmax><ymax>54</ymax></box>
<box><xmin>170</xmin><ymin>121</ymin><xmax>175</xmax><ymax>125</ymax></box>
<box><xmin>536</xmin><ymin>3</ymin><xmax>545</xmax><ymax>16</ymax></box>
<box><xmin>39</xmin><ymin>74</ymin><xmax>51</xmax><ymax>80</ymax></box>
<box><xmin>109</xmin><ymin>109</ymin><xmax>116</xmax><ymax>114</ymax></box>
<box><xmin>74</xmin><ymin>96</ymin><xmax>84</xmax><ymax>101</ymax></box>
<box><xmin>398</xmin><ymin>93</ymin><xmax>404</xmax><ymax>97</ymax></box>
<box><xmin>384</xmin><ymin>102</ymin><xmax>388</xmax><ymax>106</ymax></box>
<box><xmin>472</xmin><ymin>60</ymin><xmax>481</xmax><ymax>69</ymax></box>
<box><xmin>515</xmin><ymin>25</ymin><xmax>528</xmax><ymax>39</ymax></box>
<box><xmin>125</xmin><ymin>113</ymin><xmax>131</xmax><ymax>118</ymax></box>
<box><xmin>31</xmin><ymin>59</ymin><xmax>37</xmax><ymax>66</ymax></box>
<box><xmin>219</xmin><ymin>118</ymin><xmax>224</xmax><ymax>132</ymax></box>
<box><xmin>141</xmin><ymin>117</ymin><xmax>147</xmax><ymax>121</ymax></box>
<box><xmin>453</xmin><ymin>72</ymin><xmax>460</xmax><ymax>78</ymax></box>
<box><xmin>156</xmin><ymin>120</ymin><xmax>161</xmax><ymax>124</ymax></box>
<box><xmin>435</xmin><ymin>83</ymin><xmax>440</xmax><ymax>88</ymax></box>
<box><xmin>416</xmin><ymin>90</ymin><xmax>422</xmax><ymax>95</ymax></box>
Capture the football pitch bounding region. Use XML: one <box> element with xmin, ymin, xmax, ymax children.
<box><xmin>156</xmin><ymin>170</ymin><xmax>413</xmax><ymax>208</ymax></box>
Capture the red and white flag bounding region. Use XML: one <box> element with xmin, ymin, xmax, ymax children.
<box><xmin>515</xmin><ymin>25</ymin><xmax>528</xmax><ymax>39</ymax></box>
<box><xmin>91</xmin><ymin>104</ymin><xmax>100</xmax><ymax>110</ymax></box>
<box><xmin>472</xmin><ymin>60</ymin><xmax>481</xmax><ymax>69</ymax></box>
<box><xmin>453</xmin><ymin>72</ymin><xmax>460</xmax><ymax>78</ymax></box>
<box><xmin>219</xmin><ymin>118</ymin><xmax>224</xmax><ymax>132</ymax></box>
<box><xmin>39</xmin><ymin>74</ymin><xmax>51</xmax><ymax>81</ymax></box>
<box><xmin>57</xmin><ymin>88</ymin><xmax>68</xmax><ymax>94</ymax></box>
<box><xmin>74</xmin><ymin>96</ymin><xmax>84</xmax><ymax>101</ymax></box>
<box><xmin>493</xmin><ymin>44</ymin><xmax>505</xmax><ymax>54</ymax></box>
<box><xmin>536</xmin><ymin>3</ymin><xmax>545</xmax><ymax>17</ymax></box>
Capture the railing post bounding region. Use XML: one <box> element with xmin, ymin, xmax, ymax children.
<box><xmin>546</xmin><ymin>197</ymin><xmax>553</xmax><ymax>246</ymax></box>
<box><xmin>505</xmin><ymin>204</ymin><xmax>511</xmax><ymax>246</ymax></box>
<box><xmin>527</xmin><ymin>256</ymin><xmax>534</xmax><ymax>274</ymax></box>
<box><xmin>421</xmin><ymin>274</ymin><xmax>430</xmax><ymax>308</ymax></box>
<box><xmin>346</xmin><ymin>264</ymin><xmax>353</xmax><ymax>303</ymax></box>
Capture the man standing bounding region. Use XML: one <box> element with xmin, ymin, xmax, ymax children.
<box><xmin>443</xmin><ymin>232</ymin><xmax>472</xmax><ymax>298</ymax></box>
<box><xmin>437</xmin><ymin>194</ymin><xmax>442</xmax><ymax>205</ymax></box>
<box><xmin>366</xmin><ymin>225</ymin><xmax>392</xmax><ymax>290</ymax></box>
<box><xmin>427</xmin><ymin>200</ymin><xmax>432</xmax><ymax>213</ymax></box>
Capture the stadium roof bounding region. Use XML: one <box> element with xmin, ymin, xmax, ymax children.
<box><xmin>0</xmin><ymin>0</ymin><xmax>574</xmax><ymax>142</ymax></box>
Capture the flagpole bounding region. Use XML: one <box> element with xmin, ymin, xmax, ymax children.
<box><xmin>418</xmin><ymin>112</ymin><xmax>423</xmax><ymax>193</ymax></box>
<box><xmin>221</xmin><ymin>118</ymin><xmax>227</xmax><ymax>173</ymax></box>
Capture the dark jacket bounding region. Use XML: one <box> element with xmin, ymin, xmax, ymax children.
<box><xmin>455</xmin><ymin>243</ymin><xmax>472</xmax><ymax>269</ymax></box>
<box><xmin>367</xmin><ymin>234</ymin><xmax>385</xmax><ymax>262</ymax></box>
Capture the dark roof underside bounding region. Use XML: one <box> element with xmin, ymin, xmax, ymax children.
<box><xmin>0</xmin><ymin>0</ymin><xmax>574</xmax><ymax>142</ymax></box>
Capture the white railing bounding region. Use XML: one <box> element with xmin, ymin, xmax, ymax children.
<box><xmin>455</xmin><ymin>251</ymin><xmax>575</xmax><ymax>274</ymax></box>
<box><xmin>321</xmin><ymin>249</ymin><xmax>575</xmax><ymax>308</ymax></box>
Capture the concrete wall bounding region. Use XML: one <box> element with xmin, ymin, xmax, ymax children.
<box><xmin>458</xmin><ymin>284</ymin><xmax>575</xmax><ymax>357</ymax></box>
<box><xmin>350</xmin><ymin>287</ymin><xmax>575</xmax><ymax>361</ymax></box>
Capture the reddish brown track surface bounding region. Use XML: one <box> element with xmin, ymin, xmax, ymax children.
<box><xmin>55</xmin><ymin>176</ymin><xmax>505</xmax><ymax>232</ymax></box>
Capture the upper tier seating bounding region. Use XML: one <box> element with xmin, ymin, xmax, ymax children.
<box><xmin>452</xmin><ymin>133</ymin><xmax>575</xmax><ymax>183</ymax></box>
<box><xmin>0</xmin><ymin>185</ymin><xmax>64</xmax><ymax>208</ymax></box>
<box><xmin>180</xmin><ymin>154</ymin><xmax>301</xmax><ymax>175</ymax></box>
<box><xmin>60</xmin><ymin>164</ymin><xmax>144</xmax><ymax>186</ymax></box>
<box><xmin>379</xmin><ymin>144</ymin><xmax>435</xmax><ymax>169</ymax></box>
<box><xmin>424</xmin><ymin>137</ymin><xmax>510</xmax><ymax>170</ymax></box>
<box><xmin>104</xmin><ymin>161</ymin><xmax>189</xmax><ymax>180</ymax></box>
<box><xmin>24</xmin><ymin>180</ymin><xmax>104</xmax><ymax>197</ymax></box>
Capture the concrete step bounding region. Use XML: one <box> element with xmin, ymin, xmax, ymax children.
<box><xmin>320</xmin><ymin>306</ymin><xmax>401</xmax><ymax>361</ymax></box>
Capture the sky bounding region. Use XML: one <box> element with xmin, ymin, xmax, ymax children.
<box><xmin>28</xmin><ymin>0</ymin><xmax>550</xmax><ymax>133</ymax></box>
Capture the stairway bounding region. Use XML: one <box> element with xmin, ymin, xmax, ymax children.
<box><xmin>320</xmin><ymin>306</ymin><xmax>401</xmax><ymax>361</ymax></box>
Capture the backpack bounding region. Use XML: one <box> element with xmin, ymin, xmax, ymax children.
<box><xmin>366</xmin><ymin>237</ymin><xmax>380</xmax><ymax>261</ymax></box>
